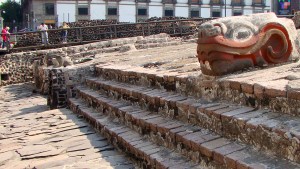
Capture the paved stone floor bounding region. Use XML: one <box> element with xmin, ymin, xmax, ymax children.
<box><xmin>0</xmin><ymin>83</ymin><xmax>136</xmax><ymax>169</ymax></box>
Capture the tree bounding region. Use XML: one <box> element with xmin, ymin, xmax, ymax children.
<box><xmin>0</xmin><ymin>0</ymin><xmax>22</xmax><ymax>27</ymax></box>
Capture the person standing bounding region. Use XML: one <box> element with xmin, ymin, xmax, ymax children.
<box><xmin>38</xmin><ymin>23</ymin><xmax>49</xmax><ymax>45</ymax></box>
<box><xmin>61</xmin><ymin>22</ymin><xmax>70</xmax><ymax>43</ymax></box>
<box><xmin>1</xmin><ymin>26</ymin><xmax>10</xmax><ymax>49</ymax></box>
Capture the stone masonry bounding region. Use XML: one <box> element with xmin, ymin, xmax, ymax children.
<box><xmin>2</xmin><ymin>33</ymin><xmax>300</xmax><ymax>168</ymax></box>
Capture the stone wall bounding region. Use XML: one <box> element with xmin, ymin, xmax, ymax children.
<box><xmin>28</xmin><ymin>33</ymin><xmax>184</xmax><ymax>108</ymax></box>
<box><xmin>0</xmin><ymin>33</ymin><xmax>184</xmax><ymax>88</ymax></box>
<box><xmin>0</xmin><ymin>52</ymin><xmax>43</xmax><ymax>86</ymax></box>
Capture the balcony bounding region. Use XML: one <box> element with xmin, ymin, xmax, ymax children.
<box><xmin>209</xmin><ymin>0</ymin><xmax>224</xmax><ymax>6</ymax></box>
<box><xmin>252</xmin><ymin>0</ymin><xmax>266</xmax><ymax>7</ymax></box>
<box><xmin>231</xmin><ymin>0</ymin><xmax>245</xmax><ymax>6</ymax></box>
<box><xmin>163</xmin><ymin>0</ymin><xmax>176</xmax><ymax>4</ymax></box>
<box><xmin>189</xmin><ymin>0</ymin><xmax>202</xmax><ymax>5</ymax></box>
<box><xmin>105</xmin><ymin>0</ymin><xmax>121</xmax><ymax>2</ymax></box>
<box><xmin>136</xmin><ymin>0</ymin><xmax>149</xmax><ymax>3</ymax></box>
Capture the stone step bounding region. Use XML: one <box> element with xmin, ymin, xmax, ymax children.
<box><xmin>71</xmin><ymin>87</ymin><xmax>300</xmax><ymax>168</ymax></box>
<box><xmin>66</xmin><ymin>36</ymin><xmax>182</xmax><ymax>62</ymax></box>
<box><xmin>83</xmin><ymin>77</ymin><xmax>300</xmax><ymax>163</ymax></box>
<box><xmin>93</xmin><ymin>63</ymin><xmax>300</xmax><ymax>117</ymax></box>
<box><xmin>135</xmin><ymin>41</ymin><xmax>182</xmax><ymax>49</ymax></box>
<box><xmin>68</xmin><ymin>98</ymin><xmax>206</xmax><ymax>169</ymax></box>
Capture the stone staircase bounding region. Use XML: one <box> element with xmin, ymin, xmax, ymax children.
<box><xmin>67</xmin><ymin>66</ymin><xmax>300</xmax><ymax>168</ymax></box>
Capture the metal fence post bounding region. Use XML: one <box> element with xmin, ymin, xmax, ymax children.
<box><xmin>114</xmin><ymin>25</ymin><xmax>117</xmax><ymax>38</ymax></box>
<box><xmin>79</xmin><ymin>28</ymin><xmax>83</xmax><ymax>43</ymax></box>
<box><xmin>172</xmin><ymin>21</ymin><xmax>176</xmax><ymax>35</ymax></box>
<box><xmin>147</xmin><ymin>23</ymin><xmax>150</xmax><ymax>36</ymax></box>
<box><xmin>142</xmin><ymin>24</ymin><xmax>145</xmax><ymax>36</ymax></box>
<box><xmin>109</xmin><ymin>25</ymin><xmax>113</xmax><ymax>39</ymax></box>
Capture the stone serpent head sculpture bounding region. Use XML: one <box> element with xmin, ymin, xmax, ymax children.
<box><xmin>197</xmin><ymin>13</ymin><xmax>300</xmax><ymax>76</ymax></box>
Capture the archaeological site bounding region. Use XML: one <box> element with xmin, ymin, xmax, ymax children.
<box><xmin>1</xmin><ymin>13</ymin><xmax>300</xmax><ymax>168</ymax></box>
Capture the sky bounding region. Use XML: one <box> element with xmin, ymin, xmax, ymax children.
<box><xmin>0</xmin><ymin>0</ymin><xmax>20</xmax><ymax>4</ymax></box>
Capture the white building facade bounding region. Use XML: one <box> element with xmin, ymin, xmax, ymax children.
<box><xmin>23</xmin><ymin>0</ymin><xmax>272</xmax><ymax>29</ymax></box>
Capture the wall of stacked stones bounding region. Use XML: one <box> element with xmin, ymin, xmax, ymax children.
<box><xmin>0</xmin><ymin>34</ymin><xmax>186</xmax><ymax>109</ymax></box>
<box><xmin>0</xmin><ymin>53</ymin><xmax>41</xmax><ymax>86</ymax></box>
<box><xmin>0</xmin><ymin>34</ymin><xmax>185</xmax><ymax>87</ymax></box>
<box><xmin>44</xmin><ymin>34</ymin><xmax>183</xmax><ymax>109</ymax></box>
<box><xmin>47</xmin><ymin>63</ymin><xmax>96</xmax><ymax>109</ymax></box>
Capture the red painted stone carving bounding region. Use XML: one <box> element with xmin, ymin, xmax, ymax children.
<box><xmin>197</xmin><ymin>13</ymin><xmax>300</xmax><ymax>76</ymax></box>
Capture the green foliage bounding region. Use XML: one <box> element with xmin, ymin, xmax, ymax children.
<box><xmin>0</xmin><ymin>0</ymin><xmax>22</xmax><ymax>23</ymax></box>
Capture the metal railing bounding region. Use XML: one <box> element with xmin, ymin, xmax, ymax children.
<box><xmin>2</xmin><ymin>17</ymin><xmax>215</xmax><ymax>52</ymax></box>
<box><xmin>1</xmin><ymin>14</ymin><xmax>296</xmax><ymax>53</ymax></box>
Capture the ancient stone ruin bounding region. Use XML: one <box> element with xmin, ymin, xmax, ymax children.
<box><xmin>197</xmin><ymin>13</ymin><xmax>300</xmax><ymax>76</ymax></box>
<box><xmin>292</xmin><ymin>11</ymin><xmax>300</xmax><ymax>29</ymax></box>
<box><xmin>1</xmin><ymin>13</ymin><xmax>300</xmax><ymax>168</ymax></box>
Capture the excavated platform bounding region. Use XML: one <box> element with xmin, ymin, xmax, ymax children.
<box><xmin>3</xmin><ymin>38</ymin><xmax>300</xmax><ymax>168</ymax></box>
<box><xmin>58</xmin><ymin>41</ymin><xmax>300</xmax><ymax>168</ymax></box>
<box><xmin>0</xmin><ymin>83</ymin><xmax>136</xmax><ymax>168</ymax></box>
<box><xmin>74</xmin><ymin>42</ymin><xmax>300</xmax><ymax>116</ymax></box>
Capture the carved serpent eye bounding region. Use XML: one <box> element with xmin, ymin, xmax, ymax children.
<box><xmin>233</xmin><ymin>28</ymin><xmax>253</xmax><ymax>41</ymax></box>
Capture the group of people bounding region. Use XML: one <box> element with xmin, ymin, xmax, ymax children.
<box><xmin>37</xmin><ymin>22</ymin><xmax>70</xmax><ymax>45</ymax></box>
<box><xmin>1</xmin><ymin>22</ymin><xmax>70</xmax><ymax>48</ymax></box>
<box><xmin>1</xmin><ymin>26</ymin><xmax>10</xmax><ymax>49</ymax></box>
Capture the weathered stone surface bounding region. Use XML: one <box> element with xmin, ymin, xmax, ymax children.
<box><xmin>197</xmin><ymin>13</ymin><xmax>299</xmax><ymax>76</ymax></box>
<box><xmin>292</xmin><ymin>11</ymin><xmax>300</xmax><ymax>29</ymax></box>
<box><xmin>17</xmin><ymin>145</ymin><xmax>58</xmax><ymax>157</ymax></box>
<box><xmin>0</xmin><ymin>151</ymin><xmax>16</xmax><ymax>165</ymax></box>
<box><xmin>0</xmin><ymin>84</ymin><xmax>135</xmax><ymax>168</ymax></box>
<box><xmin>70</xmin><ymin>81</ymin><xmax>300</xmax><ymax>168</ymax></box>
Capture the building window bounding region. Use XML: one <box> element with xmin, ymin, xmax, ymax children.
<box><xmin>191</xmin><ymin>10</ymin><xmax>200</xmax><ymax>17</ymax></box>
<box><xmin>137</xmin><ymin>0</ymin><xmax>148</xmax><ymax>2</ymax></box>
<box><xmin>233</xmin><ymin>11</ymin><xmax>242</xmax><ymax>16</ymax></box>
<box><xmin>45</xmin><ymin>3</ymin><xmax>55</xmax><ymax>15</ymax></box>
<box><xmin>78</xmin><ymin>7</ymin><xmax>88</xmax><ymax>15</ymax></box>
<box><xmin>212</xmin><ymin>11</ymin><xmax>221</xmax><ymax>17</ymax></box>
<box><xmin>108</xmin><ymin>8</ymin><xmax>118</xmax><ymax>15</ymax></box>
<box><xmin>165</xmin><ymin>9</ymin><xmax>174</xmax><ymax>16</ymax></box>
<box><xmin>138</xmin><ymin>9</ymin><xmax>147</xmax><ymax>16</ymax></box>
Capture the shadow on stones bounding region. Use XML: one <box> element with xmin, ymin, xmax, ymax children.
<box><xmin>0</xmin><ymin>83</ymin><xmax>43</xmax><ymax>102</ymax></box>
<box><xmin>10</xmin><ymin>105</ymin><xmax>49</xmax><ymax>118</ymax></box>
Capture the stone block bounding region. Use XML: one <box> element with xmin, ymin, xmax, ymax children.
<box><xmin>213</xmin><ymin>142</ymin><xmax>246</xmax><ymax>165</ymax></box>
<box><xmin>287</xmin><ymin>90</ymin><xmax>300</xmax><ymax>100</ymax></box>
<box><xmin>199</xmin><ymin>138</ymin><xmax>231</xmax><ymax>158</ymax></box>
<box><xmin>264</xmin><ymin>88</ymin><xmax>287</xmax><ymax>98</ymax></box>
<box><xmin>253</xmin><ymin>84</ymin><xmax>265</xmax><ymax>99</ymax></box>
<box><xmin>241</xmin><ymin>82</ymin><xmax>254</xmax><ymax>94</ymax></box>
<box><xmin>230</xmin><ymin>81</ymin><xmax>241</xmax><ymax>91</ymax></box>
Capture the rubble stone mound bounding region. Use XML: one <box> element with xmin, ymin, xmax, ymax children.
<box><xmin>197</xmin><ymin>12</ymin><xmax>300</xmax><ymax>76</ymax></box>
